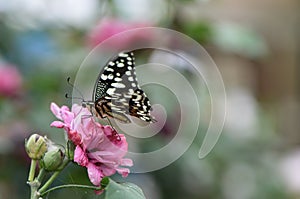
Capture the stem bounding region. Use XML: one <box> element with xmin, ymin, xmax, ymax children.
<box><xmin>38</xmin><ymin>160</ymin><xmax>70</xmax><ymax>194</ymax></box>
<box><xmin>27</xmin><ymin>160</ymin><xmax>42</xmax><ymax>199</ymax></box>
<box><xmin>36</xmin><ymin>168</ymin><xmax>45</xmax><ymax>183</ymax></box>
<box><xmin>38</xmin><ymin>170</ymin><xmax>60</xmax><ymax>194</ymax></box>
<box><xmin>28</xmin><ymin>159</ymin><xmax>37</xmax><ymax>182</ymax></box>
<box><xmin>40</xmin><ymin>184</ymin><xmax>102</xmax><ymax>196</ymax></box>
<box><xmin>29</xmin><ymin>181</ymin><xmax>39</xmax><ymax>199</ymax></box>
<box><xmin>28</xmin><ymin>166</ymin><xmax>45</xmax><ymax>199</ymax></box>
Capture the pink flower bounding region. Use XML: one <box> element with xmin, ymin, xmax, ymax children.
<box><xmin>87</xmin><ymin>18</ymin><xmax>152</xmax><ymax>48</ymax></box>
<box><xmin>50</xmin><ymin>102</ymin><xmax>133</xmax><ymax>186</ymax></box>
<box><xmin>0</xmin><ymin>64</ymin><xmax>22</xmax><ymax>97</ymax></box>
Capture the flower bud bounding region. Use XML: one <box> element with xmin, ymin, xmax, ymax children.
<box><xmin>25</xmin><ymin>134</ymin><xmax>47</xmax><ymax>160</ymax></box>
<box><xmin>41</xmin><ymin>144</ymin><xmax>65</xmax><ymax>171</ymax></box>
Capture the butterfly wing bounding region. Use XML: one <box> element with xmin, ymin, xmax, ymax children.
<box><xmin>128</xmin><ymin>88</ymin><xmax>156</xmax><ymax>122</ymax></box>
<box><xmin>94</xmin><ymin>98</ymin><xmax>131</xmax><ymax>123</ymax></box>
<box><xmin>93</xmin><ymin>51</ymin><xmax>155</xmax><ymax>123</ymax></box>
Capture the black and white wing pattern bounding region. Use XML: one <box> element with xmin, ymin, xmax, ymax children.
<box><xmin>93</xmin><ymin>51</ymin><xmax>156</xmax><ymax>123</ymax></box>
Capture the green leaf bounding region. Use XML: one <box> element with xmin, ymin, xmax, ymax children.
<box><xmin>104</xmin><ymin>178</ymin><xmax>146</xmax><ymax>199</ymax></box>
<box><xmin>101</xmin><ymin>177</ymin><xmax>110</xmax><ymax>188</ymax></box>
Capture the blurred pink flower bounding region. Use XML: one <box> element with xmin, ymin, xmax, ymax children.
<box><xmin>50</xmin><ymin>102</ymin><xmax>133</xmax><ymax>186</ymax></box>
<box><xmin>0</xmin><ymin>64</ymin><xmax>22</xmax><ymax>97</ymax></box>
<box><xmin>87</xmin><ymin>18</ymin><xmax>152</xmax><ymax>48</ymax></box>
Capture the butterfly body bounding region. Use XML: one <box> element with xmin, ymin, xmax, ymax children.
<box><xmin>90</xmin><ymin>51</ymin><xmax>155</xmax><ymax>123</ymax></box>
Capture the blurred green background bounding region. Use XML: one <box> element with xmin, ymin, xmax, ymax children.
<box><xmin>0</xmin><ymin>0</ymin><xmax>299</xmax><ymax>198</ymax></box>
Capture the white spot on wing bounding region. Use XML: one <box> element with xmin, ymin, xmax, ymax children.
<box><xmin>101</xmin><ymin>74</ymin><xmax>107</xmax><ymax>80</ymax></box>
<box><xmin>124</xmin><ymin>94</ymin><xmax>131</xmax><ymax>98</ymax></box>
<box><xmin>126</xmin><ymin>71</ymin><xmax>131</xmax><ymax>76</ymax></box>
<box><xmin>128</xmin><ymin>76</ymin><xmax>134</xmax><ymax>81</ymax></box>
<box><xmin>119</xmin><ymin>52</ymin><xmax>129</xmax><ymax>57</ymax></box>
<box><xmin>111</xmin><ymin>82</ymin><xmax>126</xmax><ymax>88</ymax></box>
<box><xmin>117</xmin><ymin>63</ymin><xmax>124</xmax><ymax>67</ymax></box>
<box><xmin>106</xmin><ymin>68</ymin><xmax>114</xmax><ymax>72</ymax></box>
<box><xmin>136</xmin><ymin>95</ymin><xmax>142</xmax><ymax>100</ymax></box>
<box><xmin>111</xmin><ymin>106</ymin><xmax>121</xmax><ymax>111</ymax></box>
<box><xmin>128</xmin><ymin>89</ymin><xmax>134</xmax><ymax>93</ymax></box>
<box><xmin>107</xmin><ymin>88</ymin><xmax>116</xmax><ymax>95</ymax></box>
<box><xmin>108</xmin><ymin>74</ymin><xmax>114</xmax><ymax>80</ymax></box>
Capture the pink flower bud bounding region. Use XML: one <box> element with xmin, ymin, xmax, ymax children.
<box><xmin>0</xmin><ymin>64</ymin><xmax>22</xmax><ymax>97</ymax></box>
<box><xmin>87</xmin><ymin>18</ymin><xmax>152</xmax><ymax>49</ymax></box>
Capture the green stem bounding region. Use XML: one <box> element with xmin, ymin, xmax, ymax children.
<box><xmin>38</xmin><ymin>170</ymin><xmax>60</xmax><ymax>194</ymax></box>
<box><xmin>29</xmin><ymin>181</ymin><xmax>39</xmax><ymax>199</ymax></box>
<box><xmin>40</xmin><ymin>184</ymin><xmax>102</xmax><ymax>196</ymax></box>
<box><xmin>28</xmin><ymin>161</ymin><xmax>45</xmax><ymax>199</ymax></box>
<box><xmin>36</xmin><ymin>168</ymin><xmax>45</xmax><ymax>183</ymax></box>
<box><xmin>38</xmin><ymin>160</ymin><xmax>70</xmax><ymax>194</ymax></box>
<box><xmin>28</xmin><ymin>159</ymin><xmax>37</xmax><ymax>182</ymax></box>
<box><xmin>28</xmin><ymin>168</ymin><xmax>46</xmax><ymax>199</ymax></box>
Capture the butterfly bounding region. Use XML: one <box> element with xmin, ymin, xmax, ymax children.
<box><xmin>86</xmin><ymin>51</ymin><xmax>156</xmax><ymax>124</ymax></box>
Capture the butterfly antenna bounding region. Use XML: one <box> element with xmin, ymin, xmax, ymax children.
<box><xmin>65</xmin><ymin>93</ymin><xmax>85</xmax><ymax>100</ymax></box>
<box><xmin>66</xmin><ymin>77</ymin><xmax>85</xmax><ymax>101</ymax></box>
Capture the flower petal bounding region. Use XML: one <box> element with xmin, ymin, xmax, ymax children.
<box><xmin>95</xmin><ymin>189</ymin><xmax>104</xmax><ymax>195</ymax></box>
<box><xmin>49</xmin><ymin>102</ymin><xmax>133</xmax><ymax>183</ymax></box>
<box><xmin>50</xmin><ymin>121</ymin><xmax>66</xmax><ymax>128</ymax></box>
<box><xmin>50</xmin><ymin>121</ymin><xmax>65</xmax><ymax>128</ymax></box>
<box><xmin>60</xmin><ymin>105</ymin><xmax>70</xmax><ymax>112</ymax></box>
<box><xmin>50</xmin><ymin>102</ymin><xmax>63</xmax><ymax>120</ymax></box>
<box><xmin>87</xmin><ymin>163</ymin><xmax>103</xmax><ymax>186</ymax></box>
<box><xmin>68</xmin><ymin>130</ymin><xmax>82</xmax><ymax>145</ymax></box>
<box><xmin>74</xmin><ymin>146</ymin><xmax>88</xmax><ymax>166</ymax></box>
<box><xmin>121</xmin><ymin>158</ymin><xmax>133</xmax><ymax>167</ymax></box>
<box><xmin>116</xmin><ymin>167</ymin><xmax>130</xmax><ymax>177</ymax></box>
<box><xmin>61</xmin><ymin>110</ymin><xmax>74</xmax><ymax>125</ymax></box>
<box><xmin>72</xmin><ymin>104</ymin><xmax>86</xmax><ymax>116</ymax></box>
<box><xmin>100</xmin><ymin>164</ymin><xmax>117</xmax><ymax>177</ymax></box>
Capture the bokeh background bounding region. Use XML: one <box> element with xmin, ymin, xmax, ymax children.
<box><xmin>0</xmin><ymin>0</ymin><xmax>299</xmax><ymax>198</ymax></box>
